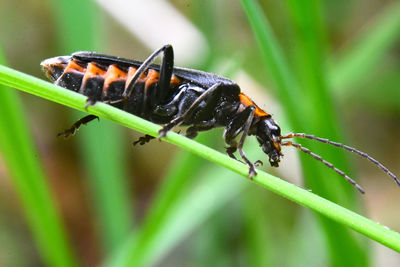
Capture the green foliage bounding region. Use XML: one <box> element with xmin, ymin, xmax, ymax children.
<box><xmin>0</xmin><ymin>0</ymin><xmax>399</xmax><ymax>266</ymax></box>
<box><xmin>1</xmin><ymin>63</ymin><xmax>400</xmax><ymax>264</ymax></box>
<box><xmin>0</xmin><ymin>48</ymin><xmax>77</xmax><ymax>267</ymax></box>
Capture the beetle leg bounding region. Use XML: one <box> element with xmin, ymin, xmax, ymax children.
<box><xmin>237</xmin><ymin>107</ymin><xmax>257</xmax><ymax>178</ymax></box>
<box><xmin>158</xmin><ymin>82</ymin><xmax>225</xmax><ymax>138</ymax></box>
<box><xmin>226</xmin><ymin>146</ymin><xmax>238</xmax><ymax>160</ymax></box>
<box><xmin>223</xmin><ymin>105</ymin><xmax>255</xmax><ymax>157</ymax></box>
<box><xmin>133</xmin><ymin>134</ymin><xmax>155</xmax><ymax>146</ymax></box>
<box><xmin>57</xmin><ymin>114</ymin><xmax>99</xmax><ymax>138</ymax></box>
<box><xmin>123</xmin><ymin>45</ymin><xmax>173</xmax><ymax>100</ymax></box>
<box><xmin>185</xmin><ymin>119</ymin><xmax>216</xmax><ymax>139</ymax></box>
<box><xmin>225</xmin><ymin>106</ymin><xmax>257</xmax><ymax>178</ymax></box>
<box><xmin>157</xmin><ymin>45</ymin><xmax>174</xmax><ymax>102</ymax></box>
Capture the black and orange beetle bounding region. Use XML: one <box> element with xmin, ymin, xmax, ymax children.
<box><xmin>41</xmin><ymin>45</ymin><xmax>400</xmax><ymax>193</ymax></box>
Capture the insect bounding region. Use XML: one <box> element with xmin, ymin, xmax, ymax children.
<box><xmin>41</xmin><ymin>44</ymin><xmax>400</xmax><ymax>194</ymax></box>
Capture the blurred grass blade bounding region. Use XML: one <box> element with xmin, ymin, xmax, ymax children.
<box><xmin>78</xmin><ymin>120</ymin><xmax>133</xmax><ymax>252</ymax></box>
<box><xmin>48</xmin><ymin>0</ymin><xmax>133</xmax><ymax>254</ymax></box>
<box><xmin>1</xmin><ymin>64</ymin><xmax>400</xmax><ymax>255</ymax></box>
<box><xmin>95</xmin><ymin>0</ymin><xmax>208</xmax><ymax>65</ymax></box>
<box><xmin>241</xmin><ymin>190</ymin><xmax>272</xmax><ymax>267</ymax></box>
<box><xmin>0</xmin><ymin>50</ymin><xmax>77</xmax><ymax>265</ymax></box>
<box><xmin>285</xmin><ymin>0</ymin><xmax>338</xmax><ymax>136</ymax></box>
<box><xmin>106</xmin><ymin>60</ymin><xmax>244</xmax><ymax>266</ymax></box>
<box><xmin>105</xmin><ymin>151</ymin><xmax>202</xmax><ymax>266</ymax></box>
<box><xmin>109</xmin><ymin>167</ymin><xmax>248</xmax><ymax>267</ymax></box>
<box><xmin>239</xmin><ymin>0</ymin><xmax>303</xmax><ymax>131</ymax></box>
<box><xmin>330</xmin><ymin>1</ymin><xmax>400</xmax><ymax>94</ymax></box>
<box><xmin>240</xmin><ymin>0</ymin><xmax>356</xmax><ymax>202</ymax></box>
<box><xmin>284</xmin><ymin>2</ymin><xmax>368</xmax><ymax>265</ymax></box>
<box><xmin>240</xmin><ymin>0</ymin><xmax>368</xmax><ymax>265</ymax></box>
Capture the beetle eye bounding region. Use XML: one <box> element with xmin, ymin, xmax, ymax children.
<box><xmin>265</xmin><ymin>118</ymin><xmax>281</xmax><ymax>134</ymax></box>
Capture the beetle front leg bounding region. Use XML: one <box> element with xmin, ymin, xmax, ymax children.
<box><xmin>235</xmin><ymin>107</ymin><xmax>257</xmax><ymax>178</ymax></box>
<box><xmin>223</xmin><ymin>106</ymin><xmax>260</xmax><ymax>178</ymax></box>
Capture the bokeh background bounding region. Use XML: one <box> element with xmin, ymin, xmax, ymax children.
<box><xmin>0</xmin><ymin>0</ymin><xmax>399</xmax><ymax>266</ymax></box>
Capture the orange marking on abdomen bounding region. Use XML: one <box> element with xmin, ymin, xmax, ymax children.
<box><xmin>64</xmin><ymin>60</ymin><xmax>86</xmax><ymax>74</ymax></box>
<box><xmin>125</xmin><ymin>66</ymin><xmax>147</xmax><ymax>89</ymax></box>
<box><xmin>104</xmin><ymin>64</ymin><xmax>127</xmax><ymax>91</ymax></box>
<box><xmin>239</xmin><ymin>93</ymin><xmax>269</xmax><ymax>117</ymax></box>
<box><xmin>145</xmin><ymin>69</ymin><xmax>160</xmax><ymax>90</ymax></box>
<box><xmin>83</xmin><ymin>62</ymin><xmax>106</xmax><ymax>80</ymax></box>
<box><xmin>170</xmin><ymin>75</ymin><xmax>181</xmax><ymax>87</ymax></box>
<box><xmin>81</xmin><ymin>62</ymin><xmax>107</xmax><ymax>89</ymax></box>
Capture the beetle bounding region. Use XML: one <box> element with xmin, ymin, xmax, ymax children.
<box><xmin>41</xmin><ymin>44</ymin><xmax>400</xmax><ymax>193</ymax></box>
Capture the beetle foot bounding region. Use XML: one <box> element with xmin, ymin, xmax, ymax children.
<box><xmin>248</xmin><ymin>164</ymin><xmax>258</xmax><ymax>179</ymax></box>
<box><xmin>133</xmin><ymin>134</ymin><xmax>155</xmax><ymax>146</ymax></box>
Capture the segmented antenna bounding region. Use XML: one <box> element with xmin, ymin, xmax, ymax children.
<box><xmin>281</xmin><ymin>141</ymin><xmax>365</xmax><ymax>194</ymax></box>
<box><xmin>281</xmin><ymin>133</ymin><xmax>400</xmax><ymax>189</ymax></box>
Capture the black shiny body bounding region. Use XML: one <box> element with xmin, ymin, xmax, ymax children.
<box><xmin>41</xmin><ymin>45</ymin><xmax>283</xmax><ymax>177</ymax></box>
<box><xmin>45</xmin><ymin>51</ymin><xmax>245</xmax><ymax>126</ymax></box>
<box><xmin>41</xmin><ymin>45</ymin><xmax>400</xmax><ymax>192</ymax></box>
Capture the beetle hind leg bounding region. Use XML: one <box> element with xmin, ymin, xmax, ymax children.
<box><xmin>133</xmin><ymin>134</ymin><xmax>155</xmax><ymax>146</ymax></box>
<box><xmin>57</xmin><ymin>114</ymin><xmax>99</xmax><ymax>138</ymax></box>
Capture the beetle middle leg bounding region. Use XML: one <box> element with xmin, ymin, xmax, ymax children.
<box><xmin>158</xmin><ymin>82</ymin><xmax>226</xmax><ymax>138</ymax></box>
<box><xmin>185</xmin><ymin>119</ymin><xmax>216</xmax><ymax>139</ymax></box>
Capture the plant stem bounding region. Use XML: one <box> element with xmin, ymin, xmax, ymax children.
<box><xmin>1</xmin><ymin>65</ymin><xmax>400</xmax><ymax>253</ymax></box>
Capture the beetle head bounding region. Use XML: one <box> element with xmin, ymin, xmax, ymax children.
<box><xmin>256</xmin><ymin>117</ymin><xmax>282</xmax><ymax>167</ymax></box>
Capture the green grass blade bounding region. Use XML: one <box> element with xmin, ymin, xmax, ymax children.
<box><xmin>108</xmin><ymin>58</ymin><xmax>246</xmax><ymax>265</ymax></box>
<box><xmin>106</xmin><ymin>62</ymin><xmax>241</xmax><ymax>266</ymax></box>
<box><xmin>330</xmin><ymin>1</ymin><xmax>400</xmax><ymax>94</ymax></box>
<box><xmin>47</xmin><ymin>0</ymin><xmax>133</xmax><ymax>254</ymax></box>
<box><xmin>239</xmin><ymin>0</ymin><xmax>304</xmax><ymax>131</ymax></box>
<box><xmin>110</xmin><ymin>167</ymin><xmax>248</xmax><ymax>267</ymax></box>
<box><xmin>105</xmin><ymin>150</ymin><xmax>201</xmax><ymax>266</ymax></box>
<box><xmin>1</xmin><ymin>64</ymin><xmax>400</xmax><ymax>254</ymax></box>
<box><xmin>240</xmin><ymin>0</ymin><xmax>356</xmax><ymax>202</ymax></box>
<box><xmin>77</xmin><ymin>120</ymin><xmax>133</xmax><ymax>251</ymax></box>
<box><xmin>240</xmin><ymin>0</ymin><xmax>351</xmax><ymax>198</ymax></box>
<box><xmin>240</xmin><ymin>0</ymin><xmax>368</xmax><ymax>265</ymax></box>
<box><xmin>241</xmin><ymin>190</ymin><xmax>272</xmax><ymax>267</ymax></box>
<box><xmin>284</xmin><ymin>1</ymin><xmax>368</xmax><ymax>265</ymax></box>
<box><xmin>285</xmin><ymin>0</ymin><xmax>337</xmax><ymax>135</ymax></box>
<box><xmin>0</xmin><ymin>51</ymin><xmax>77</xmax><ymax>266</ymax></box>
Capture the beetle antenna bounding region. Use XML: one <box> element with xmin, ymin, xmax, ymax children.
<box><xmin>281</xmin><ymin>140</ymin><xmax>365</xmax><ymax>194</ymax></box>
<box><xmin>281</xmin><ymin>133</ymin><xmax>400</xmax><ymax>187</ymax></box>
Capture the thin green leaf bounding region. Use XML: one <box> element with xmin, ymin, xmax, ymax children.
<box><xmin>241</xmin><ymin>190</ymin><xmax>272</xmax><ymax>267</ymax></box>
<box><xmin>110</xmin><ymin>57</ymin><xmax>247</xmax><ymax>265</ymax></box>
<box><xmin>47</xmin><ymin>0</ymin><xmax>133</xmax><ymax>253</ymax></box>
<box><xmin>112</xmin><ymin>167</ymin><xmax>247</xmax><ymax>267</ymax></box>
<box><xmin>240</xmin><ymin>0</ymin><xmax>368</xmax><ymax>265</ymax></box>
<box><xmin>1</xmin><ymin>65</ymin><xmax>400</xmax><ymax>255</ymax></box>
<box><xmin>284</xmin><ymin>0</ymin><xmax>368</xmax><ymax>265</ymax></box>
<box><xmin>330</xmin><ymin>1</ymin><xmax>400</xmax><ymax>94</ymax></box>
<box><xmin>239</xmin><ymin>0</ymin><xmax>304</xmax><ymax>131</ymax></box>
<box><xmin>0</xmin><ymin>51</ymin><xmax>77</xmax><ymax>266</ymax></box>
<box><xmin>105</xmin><ymin>150</ymin><xmax>201</xmax><ymax>266</ymax></box>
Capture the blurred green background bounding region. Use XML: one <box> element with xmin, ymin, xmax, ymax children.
<box><xmin>0</xmin><ymin>0</ymin><xmax>399</xmax><ymax>266</ymax></box>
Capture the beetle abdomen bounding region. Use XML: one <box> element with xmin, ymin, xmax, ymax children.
<box><xmin>41</xmin><ymin>56</ymin><xmax>182</xmax><ymax>103</ymax></box>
